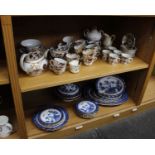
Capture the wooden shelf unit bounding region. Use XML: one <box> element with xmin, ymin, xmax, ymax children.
<box><xmin>0</xmin><ymin>61</ymin><xmax>9</xmax><ymax>85</ymax></box>
<box><xmin>1</xmin><ymin>16</ymin><xmax>155</xmax><ymax>138</ymax></box>
<box><xmin>142</xmin><ymin>76</ymin><xmax>155</xmax><ymax>103</ymax></box>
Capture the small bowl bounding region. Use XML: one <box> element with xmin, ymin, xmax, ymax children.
<box><xmin>21</xmin><ymin>39</ymin><xmax>41</xmax><ymax>49</ymax></box>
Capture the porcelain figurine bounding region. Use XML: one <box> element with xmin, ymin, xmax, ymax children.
<box><xmin>84</xmin><ymin>27</ymin><xmax>104</xmax><ymax>42</ymax></box>
<box><xmin>20</xmin><ymin>49</ymin><xmax>48</xmax><ymax>76</ymax></box>
<box><xmin>102</xmin><ymin>33</ymin><xmax>116</xmax><ymax>48</ymax></box>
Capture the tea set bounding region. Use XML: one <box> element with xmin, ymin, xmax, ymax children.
<box><xmin>19</xmin><ymin>27</ymin><xmax>137</xmax><ymax>76</ymax></box>
<box><xmin>0</xmin><ymin>115</ymin><xmax>13</xmax><ymax>138</ymax></box>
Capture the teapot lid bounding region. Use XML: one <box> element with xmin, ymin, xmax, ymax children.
<box><xmin>25</xmin><ymin>50</ymin><xmax>44</xmax><ymax>62</ymax></box>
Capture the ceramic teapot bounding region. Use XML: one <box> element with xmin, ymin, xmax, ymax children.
<box><xmin>102</xmin><ymin>33</ymin><xmax>116</xmax><ymax>48</ymax></box>
<box><xmin>20</xmin><ymin>49</ymin><xmax>48</xmax><ymax>76</ymax></box>
<box><xmin>84</xmin><ymin>27</ymin><xmax>103</xmax><ymax>42</ymax></box>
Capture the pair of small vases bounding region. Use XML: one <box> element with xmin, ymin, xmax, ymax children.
<box><xmin>102</xmin><ymin>47</ymin><xmax>133</xmax><ymax>65</ymax></box>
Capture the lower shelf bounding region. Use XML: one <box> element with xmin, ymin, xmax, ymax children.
<box><xmin>25</xmin><ymin>97</ymin><xmax>136</xmax><ymax>139</ymax></box>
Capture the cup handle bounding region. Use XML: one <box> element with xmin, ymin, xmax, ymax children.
<box><xmin>129</xmin><ymin>57</ymin><xmax>133</xmax><ymax>63</ymax></box>
<box><xmin>5</xmin><ymin>123</ymin><xmax>13</xmax><ymax>132</ymax></box>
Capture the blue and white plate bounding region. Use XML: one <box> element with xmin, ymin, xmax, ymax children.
<box><xmin>39</xmin><ymin>108</ymin><xmax>62</xmax><ymax>125</ymax></box>
<box><xmin>56</xmin><ymin>84</ymin><xmax>80</xmax><ymax>96</ymax></box>
<box><xmin>75</xmin><ymin>100</ymin><xmax>99</xmax><ymax>115</ymax></box>
<box><xmin>85</xmin><ymin>87</ymin><xmax>128</xmax><ymax>106</ymax></box>
<box><xmin>96</xmin><ymin>76</ymin><xmax>125</xmax><ymax>97</ymax></box>
<box><xmin>32</xmin><ymin>106</ymin><xmax>69</xmax><ymax>132</ymax></box>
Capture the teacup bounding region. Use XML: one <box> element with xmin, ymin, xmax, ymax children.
<box><xmin>0</xmin><ymin>115</ymin><xmax>13</xmax><ymax>138</ymax></box>
<box><xmin>113</xmin><ymin>49</ymin><xmax>122</xmax><ymax>56</ymax></box>
<box><xmin>108</xmin><ymin>53</ymin><xmax>120</xmax><ymax>65</ymax></box>
<box><xmin>49</xmin><ymin>58</ymin><xmax>67</xmax><ymax>75</ymax></box>
<box><xmin>121</xmin><ymin>53</ymin><xmax>133</xmax><ymax>64</ymax></box>
<box><xmin>49</xmin><ymin>47</ymin><xmax>68</xmax><ymax>58</ymax></box>
<box><xmin>74</xmin><ymin>39</ymin><xmax>86</xmax><ymax>54</ymax></box>
<box><xmin>63</xmin><ymin>36</ymin><xmax>74</xmax><ymax>47</ymax></box>
<box><xmin>102</xmin><ymin>49</ymin><xmax>111</xmax><ymax>61</ymax></box>
<box><xmin>82</xmin><ymin>49</ymin><xmax>97</xmax><ymax>66</ymax></box>
<box><xmin>107</xmin><ymin>46</ymin><xmax>117</xmax><ymax>51</ymax></box>
<box><xmin>66</xmin><ymin>53</ymin><xmax>80</xmax><ymax>62</ymax></box>
<box><xmin>120</xmin><ymin>45</ymin><xmax>137</xmax><ymax>57</ymax></box>
<box><xmin>69</xmin><ymin>60</ymin><xmax>80</xmax><ymax>73</ymax></box>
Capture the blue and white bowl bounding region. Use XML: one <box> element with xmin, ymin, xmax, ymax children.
<box><xmin>96</xmin><ymin>76</ymin><xmax>125</xmax><ymax>98</ymax></box>
<box><xmin>75</xmin><ymin>100</ymin><xmax>99</xmax><ymax>118</ymax></box>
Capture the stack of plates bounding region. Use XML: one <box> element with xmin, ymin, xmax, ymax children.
<box><xmin>84</xmin><ymin>76</ymin><xmax>128</xmax><ymax>106</ymax></box>
<box><xmin>32</xmin><ymin>105</ymin><xmax>69</xmax><ymax>131</ymax></box>
<box><xmin>75</xmin><ymin>100</ymin><xmax>99</xmax><ymax>118</ymax></box>
<box><xmin>55</xmin><ymin>84</ymin><xmax>81</xmax><ymax>102</ymax></box>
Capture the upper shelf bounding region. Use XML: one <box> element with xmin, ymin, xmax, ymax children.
<box><xmin>0</xmin><ymin>61</ymin><xmax>9</xmax><ymax>85</ymax></box>
<box><xmin>19</xmin><ymin>57</ymin><xmax>148</xmax><ymax>92</ymax></box>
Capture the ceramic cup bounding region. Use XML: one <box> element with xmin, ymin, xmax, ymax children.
<box><xmin>63</xmin><ymin>36</ymin><xmax>74</xmax><ymax>47</ymax></box>
<box><xmin>107</xmin><ymin>46</ymin><xmax>117</xmax><ymax>51</ymax></box>
<box><xmin>0</xmin><ymin>115</ymin><xmax>13</xmax><ymax>138</ymax></box>
<box><xmin>66</xmin><ymin>53</ymin><xmax>80</xmax><ymax>62</ymax></box>
<box><xmin>102</xmin><ymin>49</ymin><xmax>111</xmax><ymax>61</ymax></box>
<box><xmin>69</xmin><ymin>60</ymin><xmax>80</xmax><ymax>74</ymax></box>
<box><xmin>74</xmin><ymin>39</ymin><xmax>86</xmax><ymax>54</ymax></box>
<box><xmin>49</xmin><ymin>58</ymin><xmax>67</xmax><ymax>75</ymax></box>
<box><xmin>121</xmin><ymin>53</ymin><xmax>133</xmax><ymax>64</ymax></box>
<box><xmin>108</xmin><ymin>53</ymin><xmax>120</xmax><ymax>65</ymax></box>
<box><xmin>49</xmin><ymin>47</ymin><xmax>68</xmax><ymax>58</ymax></box>
<box><xmin>120</xmin><ymin>45</ymin><xmax>137</xmax><ymax>57</ymax></box>
<box><xmin>113</xmin><ymin>49</ymin><xmax>122</xmax><ymax>56</ymax></box>
<box><xmin>82</xmin><ymin>49</ymin><xmax>97</xmax><ymax>66</ymax></box>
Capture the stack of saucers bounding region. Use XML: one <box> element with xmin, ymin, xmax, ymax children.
<box><xmin>55</xmin><ymin>83</ymin><xmax>81</xmax><ymax>102</ymax></box>
<box><xmin>32</xmin><ymin>105</ymin><xmax>68</xmax><ymax>132</ymax></box>
<box><xmin>84</xmin><ymin>76</ymin><xmax>128</xmax><ymax>106</ymax></box>
<box><xmin>75</xmin><ymin>100</ymin><xmax>99</xmax><ymax>118</ymax></box>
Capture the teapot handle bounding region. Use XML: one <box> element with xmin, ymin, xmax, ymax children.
<box><xmin>20</xmin><ymin>53</ymin><xmax>28</xmax><ymax>72</ymax></box>
<box><xmin>5</xmin><ymin>123</ymin><xmax>13</xmax><ymax>132</ymax></box>
<box><xmin>111</xmin><ymin>34</ymin><xmax>116</xmax><ymax>41</ymax></box>
<box><xmin>44</xmin><ymin>49</ymin><xmax>50</xmax><ymax>58</ymax></box>
<box><xmin>84</xmin><ymin>29</ymin><xmax>89</xmax><ymax>37</ymax></box>
<box><xmin>100</xmin><ymin>30</ymin><xmax>104</xmax><ymax>36</ymax></box>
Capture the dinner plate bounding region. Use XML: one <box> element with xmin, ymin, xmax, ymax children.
<box><xmin>32</xmin><ymin>106</ymin><xmax>69</xmax><ymax>131</ymax></box>
<box><xmin>96</xmin><ymin>76</ymin><xmax>125</xmax><ymax>97</ymax></box>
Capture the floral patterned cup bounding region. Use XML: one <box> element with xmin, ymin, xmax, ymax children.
<box><xmin>108</xmin><ymin>53</ymin><xmax>120</xmax><ymax>65</ymax></box>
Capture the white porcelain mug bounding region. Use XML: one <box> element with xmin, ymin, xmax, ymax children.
<box><xmin>0</xmin><ymin>115</ymin><xmax>13</xmax><ymax>138</ymax></box>
<box><xmin>108</xmin><ymin>53</ymin><xmax>120</xmax><ymax>65</ymax></box>
<box><xmin>121</xmin><ymin>53</ymin><xmax>133</xmax><ymax>64</ymax></box>
<box><xmin>69</xmin><ymin>60</ymin><xmax>80</xmax><ymax>73</ymax></box>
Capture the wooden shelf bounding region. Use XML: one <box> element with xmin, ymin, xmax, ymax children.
<box><xmin>19</xmin><ymin>57</ymin><xmax>148</xmax><ymax>92</ymax></box>
<box><xmin>142</xmin><ymin>76</ymin><xmax>155</xmax><ymax>103</ymax></box>
<box><xmin>0</xmin><ymin>61</ymin><xmax>9</xmax><ymax>85</ymax></box>
<box><xmin>25</xmin><ymin>98</ymin><xmax>136</xmax><ymax>139</ymax></box>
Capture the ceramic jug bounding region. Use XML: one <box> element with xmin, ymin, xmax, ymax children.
<box><xmin>102</xmin><ymin>33</ymin><xmax>116</xmax><ymax>48</ymax></box>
